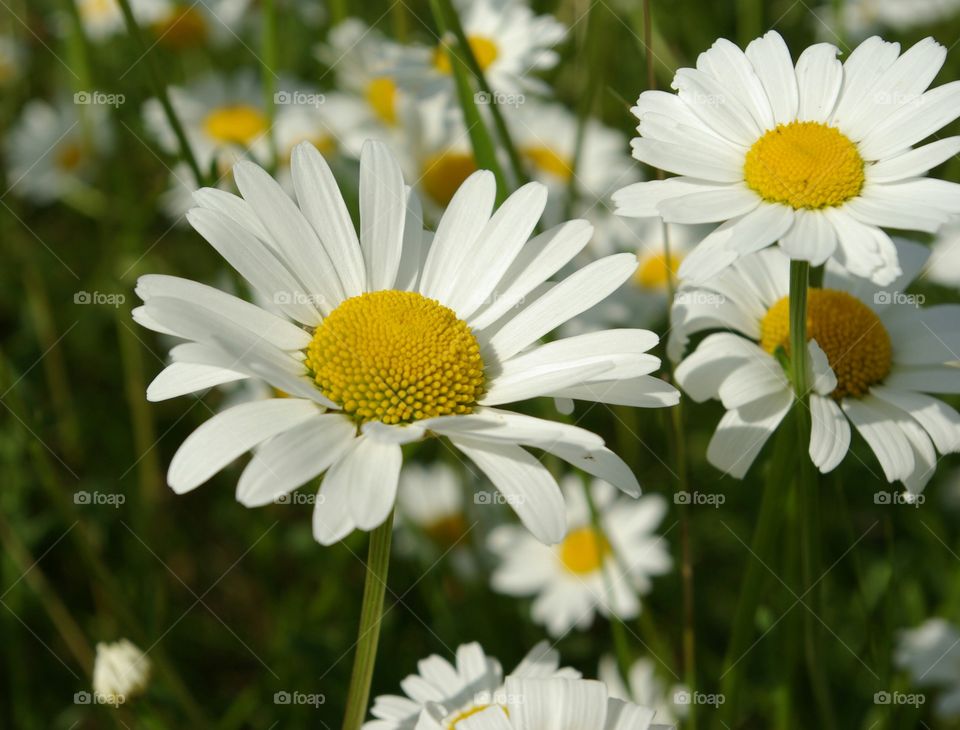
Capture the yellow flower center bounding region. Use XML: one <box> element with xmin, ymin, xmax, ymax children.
<box><xmin>522</xmin><ymin>146</ymin><xmax>573</xmax><ymax>181</ymax></box>
<box><xmin>153</xmin><ymin>5</ymin><xmax>208</xmax><ymax>47</ymax></box>
<box><xmin>743</xmin><ymin>121</ymin><xmax>865</xmax><ymax>210</ymax></box>
<box><xmin>80</xmin><ymin>0</ymin><xmax>116</xmax><ymax>20</ymax></box>
<box><xmin>305</xmin><ymin>291</ymin><xmax>485</xmax><ymax>425</ymax></box>
<box><xmin>434</xmin><ymin>35</ymin><xmax>499</xmax><ymax>73</ymax></box>
<box><xmin>559</xmin><ymin>527</ymin><xmax>611</xmax><ymax>574</ymax></box>
<box><xmin>203</xmin><ymin>104</ymin><xmax>268</xmax><ymax>146</ymax></box>
<box><xmin>364</xmin><ymin>76</ymin><xmax>398</xmax><ymax>126</ymax></box>
<box><xmin>633</xmin><ymin>251</ymin><xmax>682</xmax><ymax>290</ymax></box>
<box><xmin>421</xmin><ymin>151</ymin><xmax>477</xmax><ymax>206</ymax></box>
<box><xmin>760</xmin><ymin>289</ymin><xmax>892</xmax><ymax>399</ymax></box>
<box><xmin>56</xmin><ymin>143</ymin><xmax>84</xmax><ymax>171</ymax></box>
<box><xmin>424</xmin><ymin>513</ymin><xmax>469</xmax><ymax>546</ymax></box>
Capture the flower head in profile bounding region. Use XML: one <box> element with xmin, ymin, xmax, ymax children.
<box><xmin>92</xmin><ymin>639</ymin><xmax>151</xmax><ymax>704</ymax></box>
<box><xmin>895</xmin><ymin>618</ymin><xmax>960</xmax><ymax>719</ymax></box>
<box><xmin>135</xmin><ymin>141</ymin><xmax>678</xmax><ymax>545</ymax></box>
<box><xmin>487</xmin><ymin>476</ymin><xmax>671</xmax><ymax>636</ymax></box>
<box><xmin>671</xmin><ymin>240</ymin><xmax>960</xmax><ymax>494</ymax></box>
<box><xmin>365</xmin><ymin>641</ymin><xmax>577</xmax><ymax>730</ymax></box>
<box><xmin>614</xmin><ymin>31</ymin><xmax>960</xmax><ymax>285</ymax></box>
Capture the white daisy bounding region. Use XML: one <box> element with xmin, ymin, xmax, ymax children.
<box><xmin>598</xmin><ymin>655</ymin><xmax>686</xmax><ymax>728</ymax></box>
<box><xmin>92</xmin><ymin>639</ymin><xmax>151</xmax><ymax>704</ymax></box>
<box><xmin>134</xmin><ymin>140</ymin><xmax>678</xmax><ymax>545</ymax></box>
<box><xmin>396</xmin><ymin>462</ymin><xmax>468</xmax><ymax>546</ymax></box>
<box><xmin>432</xmin><ymin>677</ymin><xmax>668</xmax><ymax>730</ymax></box>
<box><xmin>365</xmin><ymin>640</ymin><xmax>578</xmax><ymax>730</ymax></box>
<box><xmin>895</xmin><ymin>618</ymin><xmax>960</xmax><ymax>718</ymax></box>
<box><xmin>0</xmin><ymin>35</ymin><xmax>25</xmax><ymax>85</ymax></box>
<box><xmin>4</xmin><ymin>98</ymin><xmax>110</xmax><ymax>205</ymax></box>
<box><xmin>927</xmin><ymin>217</ymin><xmax>960</xmax><ymax>289</ymax></box>
<box><xmin>613</xmin><ymin>31</ymin><xmax>960</xmax><ymax>286</ymax></box>
<box><xmin>143</xmin><ymin>70</ymin><xmax>269</xmax><ymax>179</ymax></box>
<box><xmin>487</xmin><ymin>476</ymin><xmax>671</xmax><ymax>636</ymax></box>
<box><xmin>671</xmin><ymin>240</ymin><xmax>960</xmax><ymax>494</ymax></box>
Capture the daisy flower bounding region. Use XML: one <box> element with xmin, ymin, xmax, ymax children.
<box><xmin>148</xmin><ymin>0</ymin><xmax>251</xmax><ymax>48</ymax></box>
<box><xmin>69</xmin><ymin>0</ymin><xmax>170</xmax><ymax>41</ymax></box>
<box><xmin>134</xmin><ymin>140</ymin><xmax>678</xmax><ymax>545</ymax></box>
<box><xmin>364</xmin><ymin>640</ymin><xmax>578</xmax><ymax>730</ymax></box>
<box><xmin>598</xmin><ymin>655</ymin><xmax>686</xmax><ymax>727</ymax></box>
<box><xmin>613</xmin><ymin>32</ymin><xmax>960</xmax><ymax>286</ymax></box>
<box><xmin>396</xmin><ymin>462</ymin><xmax>468</xmax><ymax>546</ymax></box>
<box><xmin>4</xmin><ymin>98</ymin><xmax>110</xmax><ymax>205</ymax></box>
<box><xmin>0</xmin><ymin>35</ymin><xmax>25</xmax><ymax>85</ymax></box>
<box><xmin>927</xmin><ymin>217</ymin><xmax>960</xmax><ymax>289</ymax></box>
<box><xmin>143</xmin><ymin>71</ymin><xmax>269</xmax><ymax>179</ymax></box>
<box><xmin>92</xmin><ymin>639</ymin><xmax>151</xmax><ymax>704</ymax></box>
<box><xmin>487</xmin><ymin>476</ymin><xmax>671</xmax><ymax>636</ymax></box>
<box><xmin>671</xmin><ymin>240</ymin><xmax>960</xmax><ymax>494</ymax></box>
<box><xmin>895</xmin><ymin>618</ymin><xmax>960</xmax><ymax>719</ymax></box>
<box><xmin>436</xmin><ymin>677</ymin><xmax>668</xmax><ymax>730</ymax></box>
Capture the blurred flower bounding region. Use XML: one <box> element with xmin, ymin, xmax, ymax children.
<box><xmin>149</xmin><ymin>0</ymin><xmax>252</xmax><ymax>48</ymax></box>
<box><xmin>895</xmin><ymin>618</ymin><xmax>960</xmax><ymax>718</ymax></box>
<box><xmin>671</xmin><ymin>240</ymin><xmax>960</xmax><ymax>492</ymax></box>
<box><xmin>614</xmin><ymin>32</ymin><xmax>960</xmax><ymax>286</ymax></box>
<box><xmin>134</xmin><ymin>141</ymin><xmax>677</xmax><ymax>545</ymax></box>
<box><xmin>0</xmin><ymin>35</ymin><xmax>25</xmax><ymax>85</ymax></box>
<box><xmin>4</xmin><ymin>98</ymin><xmax>111</xmax><ymax>205</ymax></box>
<box><xmin>598</xmin><ymin>655</ymin><xmax>687</xmax><ymax>727</ymax></box>
<box><xmin>927</xmin><ymin>217</ymin><xmax>960</xmax><ymax>289</ymax></box>
<box><xmin>487</xmin><ymin>476</ymin><xmax>671</xmax><ymax>636</ymax></box>
<box><xmin>425</xmin><ymin>676</ymin><xmax>666</xmax><ymax>730</ymax></box>
<box><xmin>143</xmin><ymin>70</ymin><xmax>268</xmax><ymax>180</ymax></box>
<box><xmin>365</xmin><ymin>641</ymin><xmax>578</xmax><ymax>730</ymax></box>
<box><xmin>92</xmin><ymin>639</ymin><xmax>151</xmax><ymax>702</ymax></box>
<box><xmin>71</xmin><ymin>0</ymin><xmax>170</xmax><ymax>41</ymax></box>
<box><xmin>396</xmin><ymin>462</ymin><xmax>468</xmax><ymax>546</ymax></box>
<box><xmin>815</xmin><ymin>0</ymin><xmax>960</xmax><ymax>41</ymax></box>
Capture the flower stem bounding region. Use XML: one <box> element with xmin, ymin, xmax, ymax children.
<box><xmin>341</xmin><ymin>512</ymin><xmax>394</xmax><ymax>730</ymax></box>
<box><xmin>788</xmin><ymin>260</ymin><xmax>810</xmax><ymax>395</ymax></box>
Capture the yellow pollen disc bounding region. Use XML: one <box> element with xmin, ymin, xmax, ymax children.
<box><xmin>152</xmin><ymin>5</ymin><xmax>208</xmax><ymax>48</ymax></box>
<box><xmin>365</xmin><ymin>76</ymin><xmax>398</xmax><ymax>126</ymax></box>
<box><xmin>81</xmin><ymin>0</ymin><xmax>116</xmax><ymax>20</ymax></box>
<box><xmin>424</xmin><ymin>513</ymin><xmax>469</xmax><ymax>546</ymax></box>
<box><xmin>559</xmin><ymin>527</ymin><xmax>611</xmax><ymax>574</ymax></box>
<box><xmin>522</xmin><ymin>146</ymin><xmax>573</xmax><ymax>181</ymax></box>
<box><xmin>421</xmin><ymin>151</ymin><xmax>478</xmax><ymax>206</ymax></box>
<box><xmin>633</xmin><ymin>251</ymin><xmax>682</xmax><ymax>290</ymax></box>
<box><xmin>203</xmin><ymin>104</ymin><xmax>268</xmax><ymax>146</ymax></box>
<box><xmin>434</xmin><ymin>35</ymin><xmax>499</xmax><ymax>73</ymax></box>
<box><xmin>743</xmin><ymin>121</ymin><xmax>865</xmax><ymax>210</ymax></box>
<box><xmin>760</xmin><ymin>289</ymin><xmax>892</xmax><ymax>400</ymax></box>
<box><xmin>56</xmin><ymin>143</ymin><xmax>84</xmax><ymax>171</ymax></box>
<box><xmin>305</xmin><ymin>291</ymin><xmax>486</xmax><ymax>425</ymax></box>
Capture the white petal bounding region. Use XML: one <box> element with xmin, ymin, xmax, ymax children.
<box><xmin>841</xmin><ymin>396</ymin><xmax>915</xmax><ymax>482</ymax></box>
<box><xmin>885</xmin><ymin>366</ymin><xmax>960</xmax><ymax>394</ymax></box>
<box><xmin>359</xmin><ymin>140</ymin><xmax>406</xmax><ymax>291</ymax></box>
<box><xmin>547</xmin><ymin>376</ymin><xmax>680</xmax><ymax>408</ymax></box>
<box><xmin>422</xmin><ymin>408</ymin><xmax>604</xmax><ymax>452</ymax></box>
<box><xmin>821</xmin><ymin>208</ymin><xmax>900</xmax><ymax>283</ymax></box>
<box><xmin>830</xmin><ymin>37</ymin><xmax>901</xmax><ymax>136</ymax></box>
<box><xmin>858</xmin><ymin>81</ymin><xmax>960</xmax><ymax>160</ymax></box>
<box><xmin>809</xmin><ymin>393</ymin><xmax>850</xmax><ymax>473</ymax></box>
<box><xmin>394</xmin><ymin>190</ymin><xmax>427</xmax><ymax>291</ymax></box>
<box><xmin>717</xmin><ymin>357</ymin><xmax>790</xmax><ymax>409</ymax></box>
<box><xmin>344</xmin><ymin>436</ymin><xmax>403</xmax><ymax>530</ymax></box>
<box><xmin>613</xmin><ymin>178</ymin><xmax>729</xmax><ymax>218</ymax></box>
<box><xmin>312</xmin><ymin>461</ymin><xmax>355</xmax><ymax>545</ymax></box>
<box><xmin>146</xmin><ymin>362</ymin><xmax>247</xmax><ymax>401</ymax></box>
<box><xmin>192</xmin><ymin>187</ymin><xmax>271</xmax><ymax>243</ymax></box>
<box><xmin>505</xmin><ymin>677</ymin><xmax>609</xmax><ymax>730</ymax></box>
<box><xmin>707</xmin><ymin>391</ymin><xmax>792</xmax><ymax>479</ymax></box>
<box><xmin>794</xmin><ymin>43</ymin><xmax>843</xmax><ymax>122</ymax></box>
<box><xmin>696</xmin><ymin>37</ymin><xmax>775</xmax><ymax>131</ymax></box>
<box><xmin>867</xmin><ymin>137</ymin><xmax>960</xmax><ymax>183</ymax></box>
<box><xmin>745</xmin><ymin>31</ymin><xmax>798</xmax><ymax>125</ymax></box>
<box><xmin>846</xmin><ymin>181</ymin><xmax>955</xmax><ymax>234</ymax></box>
<box><xmin>168</xmin><ymin>399</ymin><xmax>320</xmax><ymax>493</ymax></box>
<box><xmin>778</xmin><ymin>209</ymin><xmax>837</xmax><ymax>265</ymax></box>
<box><xmin>870</xmin><ymin>386</ymin><xmax>960</xmax><ymax>454</ymax></box>
<box><xmin>675</xmin><ymin>332</ymin><xmax>767</xmax><ymax>402</ymax></box>
<box><xmin>672</xmin><ymin>68</ymin><xmax>761</xmax><ymax>146</ymax></box>
<box><xmin>658</xmin><ymin>184</ymin><xmax>760</xmax><ymax>224</ymax></box>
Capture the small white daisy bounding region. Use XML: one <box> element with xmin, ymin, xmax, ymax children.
<box><xmin>135</xmin><ymin>140</ymin><xmax>678</xmax><ymax>545</ymax></box>
<box><xmin>613</xmin><ymin>31</ymin><xmax>960</xmax><ymax>286</ymax></box>
<box><xmin>0</xmin><ymin>35</ymin><xmax>25</xmax><ymax>85</ymax></box>
<box><xmin>4</xmin><ymin>98</ymin><xmax>110</xmax><ymax>204</ymax></box>
<box><xmin>895</xmin><ymin>618</ymin><xmax>960</xmax><ymax>719</ymax></box>
<box><xmin>92</xmin><ymin>639</ymin><xmax>151</xmax><ymax>704</ymax></box>
<box><xmin>434</xmin><ymin>677</ymin><xmax>668</xmax><ymax>730</ymax></box>
<box><xmin>396</xmin><ymin>462</ymin><xmax>468</xmax><ymax>546</ymax></box>
<box><xmin>365</xmin><ymin>641</ymin><xmax>578</xmax><ymax>730</ymax></box>
<box><xmin>143</xmin><ymin>70</ymin><xmax>269</xmax><ymax>179</ymax></box>
<box><xmin>927</xmin><ymin>217</ymin><xmax>960</xmax><ymax>289</ymax></box>
<box><xmin>598</xmin><ymin>655</ymin><xmax>687</xmax><ymax>727</ymax></box>
<box><xmin>487</xmin><ymin>476</ymin><xmax>671</xmax><ymax>636</ymax></box>
<box><xmin>671</xmin><ymin>240</ymin><xmax>960</xmax><ymax>494</ymax></box>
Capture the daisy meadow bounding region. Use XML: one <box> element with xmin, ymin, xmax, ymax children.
<box><xmin>599</xmin><ymin>655</ymin><xmax>686</xmax><ymax>727</ymax></box>
<box><xmin>895</xmin><ymin>618</ymin><xmax>960</xmax><ymax>719</ymax></box>
<box><xmin>671</xmin><ymin>240</ymin><xmax>960</xmax><ymax>494</ymax></box>
<box><xmin>134</xmin><ymin>140</ymin><xmax>678</xmax><ymax>545</ymax></box>
<box><xmin>487</xmin><ymin>476</ymin><xmax>671</xmax><ymax>636</ymax></box>
<box><xmin>433</xmin><ymin>677</ymin><xmax>669</xmax><ymax>730</ymax></box>
<box><xmin>613</xmin><ymin>31</ymin><xmax>960</xmax><ymax>285</ymax></box>
<box><xmin>365</xmin><ymin>641</ymin><xmax>577</xmax><ymax>730</ymax></box>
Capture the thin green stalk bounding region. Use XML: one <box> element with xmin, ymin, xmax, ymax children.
<box><xmin>435</xmin><ymin>0</ymin><xmax>527</xmax><ymax>188</ymax></box>
<box><xmin>341</xmin><ymin>512</ymin><xmax>394</xmax><ymax>730</ymax></box>
<box><xmin>261</xmin><ymin>0</ymin><xmax>279</xmax><ymax>172</ymax></box>
<box><xmin>115</xmin><ymin>0</ymin><xmax>206</xmax><ymax>186</ymax></box>
<box><xmin>788</xmin><ymin>261</ymin><xmax>810</xmax><ymax>395</ymax></box>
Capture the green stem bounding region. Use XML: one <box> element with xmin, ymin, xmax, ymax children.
<box><xmin>115</xmin><ymin>0</ymin><xmax>206</xmax><ymax>186</ymax></box>
<box><xmin>788</xmin><ymin>261</ymin><xmax>810</xmax><ymax>395</ymax></box>
<box><xmin>341</xmin><ymin>513</ymin><xmax>394</xmax><ymax>730</ymax></box>
<box><xmin>261</xmin><ymin>0</ymin><xmax>278</xmax><ymax>172</ymax></box>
